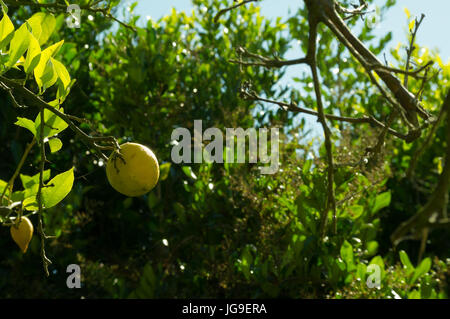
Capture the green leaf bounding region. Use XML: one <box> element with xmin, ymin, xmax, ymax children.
<box><xmin>27</xmin><ymin>12</ymin><xmax>56</xmax><ymax>45</ymax></box>
<box><xmin>15</xmin><ymin>117</ymin><xmax>37</xmax><ymax>136</ymax></box>
<box><xmin>23</xmin><ymin>196</ymin><xmax>38</xmax><ymax>211</ymax></box>
<box><xmin>20</xmin><ymin>170</ymin><xmax>51</xmax><ymax>188</ymax></box>
<box><xmin>23</xmin><ymin>184</ymin><xmax>39</xmax><ymax>201</ymax></box>
<box><xmin>0</xmin><ymin>179</ymin><xmax>10</xmax><ymax>200</ymax></box>
<box><xmin>366</xmin><ymin>241</ymin><xmax>379</xmax><ymax>256</ymax></box>
<box><xmin>51</xmin><ymin>57</ymin><xmax>70</xmax><ymax>90</ymax></box>
<box><xmin>408</xmin><ymin>289</ymin><xmax>421</xmax><ymax>299</ymax></box>
<box><xmin>159</xmin><ymin>163</ymin><xmax>171</xmax><ymax>181</ymax></box>
<box><xmin>48</xmin><ymin>137</ymin><xmax>62</xmax><ymax>153</ymax></box>
<box><xmin>6</xmin><ymin>22</ymin><xmax>31</xmax><ymax>68</ymax></box>
<box><xmin>369</xmin><ymin>255</ymin><xmax>385</xmax><ymax>279</ymax></box>
<box><xmin>34</xmin><ymin>40</ymin><xmax>64</xmax><ymax>91</ymax></box>
<box><xmin>356</xmin><ymin>263</ymin><xmax>367</xmax><ymax>281</ymax></box>
<box><xmin>41</xmin><ymin>167</ymin><xmax>74</xmax><ymax>208</ymax></box>
<box><xmin>173</xmin><ymin>202</ymin><xmax>186</xmax><ymax>223</ymax></box>
<box><xmin>302</xmin><ymin>159</ymin><xmax>312</xmax><ymax>174</ymax></box>
<box><xmin>0</xmin><ymin>10</ymin><xmax>14</xmax><ymax>50</ymax></box>
<box><xmin>399</xmin><ymin>250</ymin><xmax>415</xmax><ymax>276</ymax></box>
<box><xmin>26</xmin><ymin>13</ymin><xmax>42</xmax><ymax>41</ymax></box>
<box><xmin>10</xmin><ymin>190</ymin><xmax>24</xmax><ymax>202</ymax></box>
<box><xmin>40</xmin><ymin>58</ymin><xmax>58</xmax><ymax>90</ymax></box>
<box><xmin>147</xmin><ymin>192</ymin><xmax>160</xmax><ymax>209</ymax></box>
<box><xmin>56</xmin><ymin>78</ymin><xmax>75</xmax><ymax>103</ymax></box>
<box><xmin>348</xmin><ymin>205</ymin><xmax>364</xmax><ymax>219</ymax></box>
<box><xmin>0</xmin><ymin>1</ymin><xmax>8</xmax><ymax>14</ymax></box>
<box><xmin>340</xmin><ymin>240</ymin><xmax>355</xmax><ymax>271</ymax></box>
<box><xmin>372</xmin><ymin>191</ymin><xmax>391</xmax><ymax>214</ymax></box>
<box><xmin>24</xmin><ymin>34</ymin><xmax>41</xmax><ymax>74</ymax></box>
<box><xmin>34</xmin><ymin>106</ymin><xmax>68</xmax><ymax>139</ymax></box>
<box><xmin>182</xmin><ymin>166</ymin><xmax>197</xmax><ymax>179</ymax></box>
<box><xmin>411</xmin><ymin>257</ymin><xmax>431</xmax><ymax>284</ymax></box>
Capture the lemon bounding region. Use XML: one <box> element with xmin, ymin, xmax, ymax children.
<box><xmin>10</xmin><ymin>216</ymin><xmax>34</xmax><ymax>253</ymax></box>
<box><xmin>106</xmin><ymin>142</ymin><xmax>160</xmax><ymax>197</ymax></box>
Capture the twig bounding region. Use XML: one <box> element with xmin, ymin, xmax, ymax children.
<box><xmin>319</xmin><ymin>0</ymin><xmax>431</xmax><ymax>126</ymax></box>
<box><xmin>404</xmin><ymin>14</ymin><xmax>426</xmax><ymax>88</ymax></box>
<box><xmin>335</xmin><ymin>0</ymin><xmax>370</xmax><ymax>20</ymax></box>
<box><xmin>214</xmin><ymin>0</ymin><xmax>261</xmax><ymax>23</ymax></box>
<box><xmin>37</xmin><ymin>107</ymin><xmax>52</xmax><ymax>277</ymax></box>
<box><xmin>230</xmin><ymin>47</ymin><xmax>308</xmax><ymax>68</ymax></box>
<box><xmin>304</xmin><ymin>12</ymin><xmax>337</xmax><ymax>237</ymax></box>
<box><xmin>0</xmin><ymin>137</ymin><xmax>36</xmax><ymax>205</ymax></box>
<box><xmin>0</xmin><ymin>76</ymin><xmax>118</xmax><ymax>161</ymax></box>
<box><xmin>240</xmin><ymin>90</ymin><xmax>412</xmax><ymax>141</ymax></box>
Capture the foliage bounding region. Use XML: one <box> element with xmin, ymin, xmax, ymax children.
<box><xmin>0</xmin><ymin>0</ymin><xmax>448</xmax><ymax>299</ymax></box>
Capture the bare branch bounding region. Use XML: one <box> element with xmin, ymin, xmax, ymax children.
<box><xmin>230</xmin><ymin>46</ymin><xmax>308</xmax><ymax>68</ymax></box>
<box><xmin>404</xmin><ymin>14</ymin><xmax>426</xmax><ymax>87</ymax></box>
<box><xmin>214</xmin><ymin>0</ymin><xmax>261</xmax><ymax>23</ymax></box>
<box><xmin>318</xmin><ymin>0</ymin><xmax>431</xmax><ymax>126</ymax></box>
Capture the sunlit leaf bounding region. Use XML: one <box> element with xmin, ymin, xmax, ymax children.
<box><xmin>6</xmin><ymin>22</ymin><xmax>31</xmax><ymax>68</ymax></box>
<box><xmin>159</xmin><ymin>163</ymin><xmax>171</xmax><ymax>181</ymax></box>
<box><xmin>411</xmin><ymin>257</ymin><xmax>431</xmax><ymax>284</ymax></box>
<box><xmin>27</xmin><ymin>12</ymin><xmax>56</xmax><ymax>45</ymax></box>
<box><xmin>182</xmin><ymin>166</ymin><xmax>197</xmax><ymax>179</ymax></box>
<box><xmin>372</xmin><ymin>191</ymin><xmax>391</xmax><ymax>214</ymax></box>
<box><xmin>23</xmin><ymin>33</ymin><xmax>41</xmax><ymax>74</ymax></box>
<box><xmin>51</xmin><ymin>57</ymin><xmax>70</xmax><ymax>90</ymax></box>
<box><xmin>48</xmin><ymin>137</ymin><xmax>62</xmax><ymax>153</ymax></box>
<box><xmin>15</xmin><ymin>117</ymin><xmax>36</xmax><ymax>136</ymax></box>
<box><xmin>0</xmin><ymin>9</ymin><xmax>13</xmax><ymax>49</ymax></box>
<box><xmin>34</xmin><ymin>106</ymin><xmax>68</xmax><ymax>139</ymax></box>
<box><xmin>41</xmin><ymin>167</ymin><xmax>74</xmax><ymax>208</ymax></box>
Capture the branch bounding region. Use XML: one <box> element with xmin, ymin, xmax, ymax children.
<box><xmin>404</xmin><ymin>14</ymin><xmax>426</xmax><ymax>88</ymax></box>
<box><xmin>335</xmin><ymin>0</ymin><xmax>372</xmax><ymax>21</ymax></box>
<box><xmin>0</xmin><ymin>76</ymin><xmax>118</xmax><ymax>162</ymax></box>
<box><xmin>391</xmin><ymin>91</ymin><xmax>450</xmax><ymax>245</ymax></box>
<box><xmin>0</xmin><ymin>137</ymin><xmax>36</xmax><ymax>205</ymax></box>
<box><xmin>230</xmin><ymin>46</ymin><xmax>308</xmax><ymax>68</ymax></box>
<box><xmin>301</xmin><ymin>12</ymin><xmax>337</xmax><ymax>237</ymax></box>
<box><xmin>317</xmin><ymin>0</ymin><xmax>431</xmax><ymax>126</ymax></box>
<box><xmin>37</xmin><ymin>107</ymin><xmax>52</xmax><ymax>277</ymax></box>
<box><xmin>240</xmin><ymin>90</ymin><xmax>413</xmax><ymax>141</ymax></box>
<box><xmin>214</xmin><ymin>0</ymin><xmax>261</xmax><ymax>23</ymax></box>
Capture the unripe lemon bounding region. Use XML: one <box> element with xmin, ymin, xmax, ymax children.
<box><xmin>10</xmin><ymin>216</ymin><xmax>34</xmax><ymax>253</ymax></box>
<box><xmin>106</xmin><ymin>142</ymin><xmax>160</xmax><ymax>197</ymax></box>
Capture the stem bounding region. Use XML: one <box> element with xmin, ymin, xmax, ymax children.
<box><xmin>37</xmin><ymin>107</ymin><xmax>51</xmax><ymax>277</ymax></box>
<box><xmin>0</xmin><ymin>138</ymin><xmax>36</xmax><ymax>204</ymax></box>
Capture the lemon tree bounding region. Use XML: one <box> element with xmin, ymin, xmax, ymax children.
<box><xmin>0</xmin><ymin>3</ymin><xmax>124</xmax><ymax>275</ymax></box>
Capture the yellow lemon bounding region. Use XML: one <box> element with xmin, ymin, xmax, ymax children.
<box><xmin>10</xmin><ymin>216</ymin><xmax>34</xmax><ymax>253</ymax></box>
<box><xmin>106</xmin><ymin>142</ymin><xmax>160</xmax><ymax>197</ymax></box>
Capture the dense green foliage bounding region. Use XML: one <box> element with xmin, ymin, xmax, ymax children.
<box><xmin>0</xmin><ymin>0</ymin><xmax>448</xmax><ymax>298</ymax></box>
